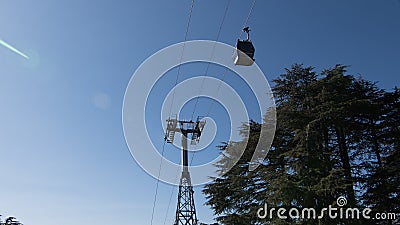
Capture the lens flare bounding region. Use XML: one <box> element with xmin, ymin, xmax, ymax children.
<box><xmin>0</xmin><ymin>39</ymin><xmax>29</xmax><ymax>59</ymax></box>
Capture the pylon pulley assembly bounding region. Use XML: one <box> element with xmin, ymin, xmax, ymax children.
<box><xmin>165</xmin><ymin>115</ymin><xmax>206</xmax><ymax>225</ymax></box>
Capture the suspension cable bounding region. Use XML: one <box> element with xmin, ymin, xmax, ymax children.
<box><xmin>161</xmin><ymin>1</ymin><xmax>233</xmax><ymax>224</ymax></box>
<box><xmin>168</xmin><ymin>0</ymin><xmax>196</xmax><ymax>119</ymax></box>
<box><xmin>204</xmin><ymin>68</ymin><xmax>229</xmax><ymax>118</ymax></box>
<box><xmin>151</xmin><ymin>1</ymin><xmax>196</xmax><ymax>224</ymax></box>
<box><xmin>150</xmin><ymin>140</ymin><xmax>167</xmax><ymax>225</ymax></box>
<box><xmin>192</xmin><ymin>0</ymin><xmax>257</xmax><ymax>120</ymax></box>
<box><xmin>191</xmin><ymin>0</ymin><xmax>257</xmax><ymax>166</ymax></box>
<box><xmin>206</xmin><ymin>0</ymin><xmax>257</xmax><ymax>117</ymax></box>
<box><xmin>240</xmin><ymin>0</ymin><xmax>257</xmax><ymax>38</ymax></box>
<box><xmin>161</xmin><ymin>1</ymin><xmax>257</xmax><ymax>223</ymax></box>
<box><xmin>162</xmin><ymin>170</ymin><xmax>180</xmax><ymax>225</ymax></box>
<box><xmin>190</xmin><ymin>0</ymin><xmax>232</xmax><ymax>121</ymax></box>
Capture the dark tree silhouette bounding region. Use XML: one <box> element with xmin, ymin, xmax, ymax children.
<box><xmin>203</xmin><ymin>64</ymin><xmax>399</xmax><ymax>225</ymax></box>
<box><xmin>0</xmin><ymin>215</ymin><xmax>23</xmax><ymax>225</ymax></box>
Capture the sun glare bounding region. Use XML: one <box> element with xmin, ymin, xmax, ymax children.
<box><xmin>0</xmin><ymin>39</ymin><xmax>29</xmax><ymax>59</ymax></box>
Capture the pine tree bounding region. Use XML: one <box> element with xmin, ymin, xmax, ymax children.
<box><xmin>363</xmin><ymin>87</ymin><xmax>400</xmax><ymax>224</ymax></box>
<box><xmin>203</xmin><ymin>121</ymin><xmax>266</xmax><ymax>224</ymax></box>
<box><xmin>203</xmin><ymin>64</ymin><xmax>399</xmax><ymax>225</ymax></box>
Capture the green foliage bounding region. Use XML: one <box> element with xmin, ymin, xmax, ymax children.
<box><xmin>203</xmin><ymin>64</ymin><xmax>399</xmax><ymax>225</ymax></box>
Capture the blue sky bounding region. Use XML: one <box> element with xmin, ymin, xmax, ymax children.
<box><xmin>1</xmin><ymin>1</ymin><xmax>399</xmax><ymax>225</ymax></box>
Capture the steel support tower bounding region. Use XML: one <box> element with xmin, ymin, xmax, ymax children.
<box><xmin>165</xmin><ymin>115</ymin><xmax>206</xmax><ymax>225</ymax></box>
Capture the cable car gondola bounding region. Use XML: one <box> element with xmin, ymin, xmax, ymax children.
<box><xmin>234</xmin><ymin>27</ymin><xmax>255</xmax><ymax>66</ymax></box>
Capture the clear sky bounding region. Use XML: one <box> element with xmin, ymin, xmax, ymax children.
<box><xmin>1</xmin><ymin>1</ymin><xmax>399</xmax><ymax>225</ymax></box>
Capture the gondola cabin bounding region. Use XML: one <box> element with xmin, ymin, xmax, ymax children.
<box><xmin>234</xmin><ymin>27</ymin><xmax>255</xmax><ymax>66</ymax></box>
<box><xmin>234</xmin><ymin>39</ymin><xmax>255</xmax><ymax>66</ymax></box>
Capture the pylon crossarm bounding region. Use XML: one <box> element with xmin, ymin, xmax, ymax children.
<box><xmin>167</xmin><ymin>116</ymin><xmax>205</xmax><ymax>225</ymax></box>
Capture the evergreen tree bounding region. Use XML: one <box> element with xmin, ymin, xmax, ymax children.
<box><xmin>203</xmin><ymin>121</ymin><xmax>266</xmax><ymax>224</ymax></box>
<box><xmin>363</xmin><ymin>87</ymin><xmax>400</xmax><ymax>224</ymax></box>
<box><xmin>203</xmin><ymin>64</ymin><xmax>399</xmax><ymax>225</ymax></box>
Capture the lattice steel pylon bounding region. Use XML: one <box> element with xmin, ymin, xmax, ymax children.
<box><xmin>165</xmin><ymin>115</ymin><xmax>206</xmax><ymax>225</ymax></box>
